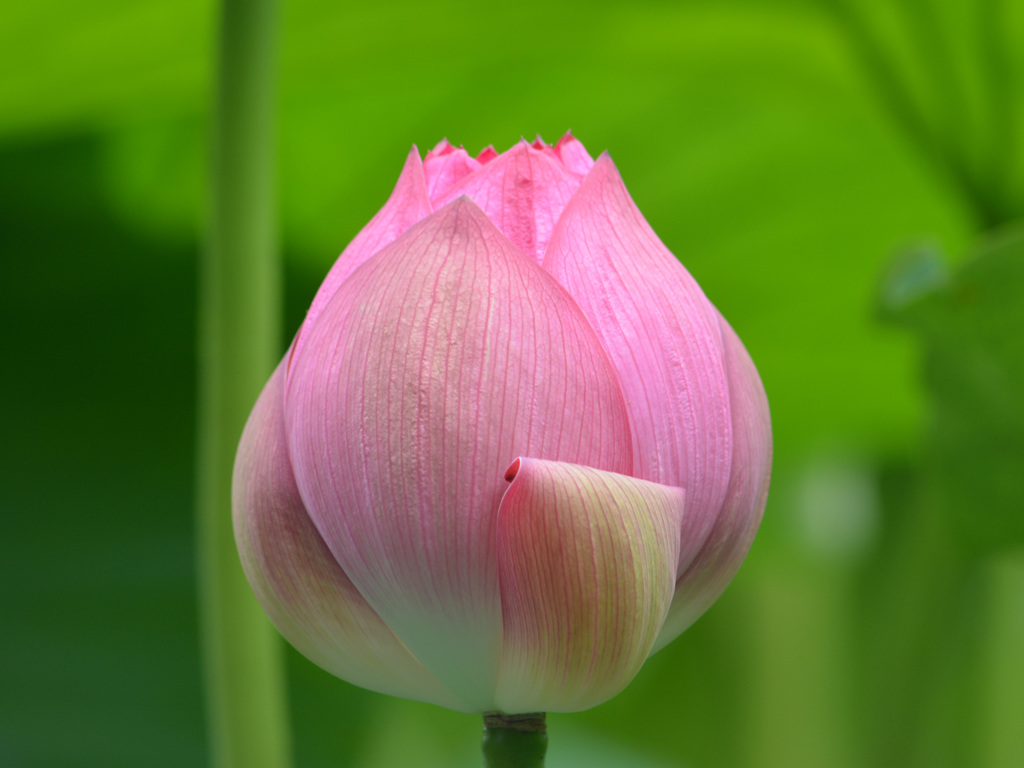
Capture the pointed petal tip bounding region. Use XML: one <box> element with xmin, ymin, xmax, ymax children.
<box><xmin>505</xmin><ymin>139</ymin><xmax>532</xmax><ymax>157</ymax></box>
<box><xmin>432</xmin><ymin>137</ymin><xmax>587</xmax><ymax>262</ymax></box>
<box><xmin>427</xmin><ymin>138</ymin><xmax>456</xmax><ymax>158</ymax></box>
<box><xmin>423</xmin><ymin>145</ymin><xmax>484</xmax><ymax>204</ymax></box>
<box><xmin>406</xmin><ymin>144</ymin><xmax>424</xmax><ymax>163</ymax></box>
<box><xmin>289</xmin><ymin>143</ymin><xmax>431</xmax><ymax>377</ymax></box>
<box><xmin>405</xmin><ymin>194</ymin><xmax>495</xmax><ymax>244</ymax></box>
<box><xmin>438</xmin><ymin>193</ymin><xmax>485</xmax><ymax>218</ymax></box>
<box><xmin>553</xmin><ymin>132</ymin><xmax>597</xmax><ymax>176</ymax></box>
<box><xmin>591</xmin><ymin>150</ymin><xmax>617</xmax><ymax>172</ymax></box>
<box><xmin>504</xmin><ymin>457</ymin><xmax>522</xmax><ymax>482</ymax></box>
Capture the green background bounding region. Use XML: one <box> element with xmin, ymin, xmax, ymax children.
<box><xmin>2</xmin><ymin>0</ymin><xmax>1022</xmax><ymax>766</ymax></box>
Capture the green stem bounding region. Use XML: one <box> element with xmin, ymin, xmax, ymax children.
<box><xmin>482</xmin><ymin>714</ymin><xmax>548</xmax><ymax>768</ymax></box>
<box><xmin>196</xmin><ymin>0</ymin><xmax>290</xmax><ymax>766</ymax></box>
<box><xmin>981</xmin><ymin>554</ymin><xmax>1024</xmax><ymax>765</ymax></box>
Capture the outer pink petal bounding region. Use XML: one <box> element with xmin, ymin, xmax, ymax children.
<box><xmin>284</xmin><ymin>198</ymin><xmax>633</xmax><ymax>711</ymax></box>
<box><xmin>232</xmin><ymin>362</ymin><xmax>469</xmax><ymax>710</ymax></box>
<box><xmin>652</xmin><ymin>314</ymin><xmax>771</xmax><ymax>652</ymax></box>
<box><xmin>289</xmin><ymin>146</ymin><xmax>432</xmax><ymax>374</ymax></box>
<box><xmin>423</xmin><ymin>144</ymin><xmax>482</xmax><ymax>202</ymax></box>
<box><xmin>432</xmin><ymin>140</ymin><xmax>584</xmax><ymax>264</ymax></box>
<box><xmin>543</xmin><ymin>153</ymin><xmax>733</xmax><ymax>575</ymax></box>
<box><xmin>494</xmin><ymin>458</ymin><xmax>683</xmax><ymax>713</ymax></box>
<box><xmin>554</xmin><ymin>132</ymin><xmax>595</xmax><ymax>176</ymax></box>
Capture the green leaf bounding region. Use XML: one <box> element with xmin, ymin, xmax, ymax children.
<box><xmin>885</xmin><ymin>227</ymin><xmax>1024</xmax><ymax>555</ymax></box>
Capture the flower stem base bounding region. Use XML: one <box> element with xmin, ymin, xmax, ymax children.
<box><xmin>482</xmin><ymin>713</ymin><xmax>547</xmax><ymax>768</ymax></box>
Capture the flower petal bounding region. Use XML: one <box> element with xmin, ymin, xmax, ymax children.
<box><xmin>233</xmin><ymin>362</ymin><xmax>469</xmax><ymax>710</ymax></box>
<box><xmin>651</xmin><ymin>314</ymin><xmax>772</xmax><ymax>652</ymax></box>
<box><xmin>476</xmin><ymin>145</ymin><xmax>499</xmax><ymax>164</ymax></box>
<box><xmin>543</xmin><ymin>153</ymin><xmax>733</xmax><ymax>575</ymax></box>
<box><xmin>289</xmin><ymin>146</ymin><xmax>432</xmax><ymax>375</ymax></box>
<box><xmin>432</xmin><ymin>140</ymin><xmax>584</xmax><ymax>263</ymax></box>
<box><xmin>554</xmin><ymin>131</ymin><xmax>595</xmax><ymax>176</ymax></box>
<box><xmin>426</xmin><ymin>139</ymin><xmax>457</xmax><ymax>157</ymax></box>
<box><xmin>530</xmin><ymin>134</ymin><xmax>560</xmax><ymax>163</ymax></box>
<box><xmin>494</xmin><ymin>458</ymin><xmax>683</xmax><ymax>713</ymax></box>
<box><xmin>423</xmin><ymin>143</ymin><xmax>482</xmax><ymax>203</ymax></box>
<box><xmin>284</xmin><ymin>198</ymin><xmax>633</xmax><ymax>710</ymax></box>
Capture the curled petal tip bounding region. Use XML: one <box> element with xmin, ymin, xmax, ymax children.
<box><xmin>504</xmin><ymin>457</ymin><xmax>522</xmax><ymax>482</ymax></box>
<box><xmin>495</xmin><ymin>458</ymin><xmax>684</xmax><ymax>713</ymax></box>
<box><xmin>427</xmin><ymin>138</ymin><xmax>456</xmax><ymax>158</ymax></box>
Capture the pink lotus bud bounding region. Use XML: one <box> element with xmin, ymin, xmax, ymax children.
<box><xmin>233</xmin><ymin>134</ymin><xmax>771</xmax><ymax>714</ymax></box>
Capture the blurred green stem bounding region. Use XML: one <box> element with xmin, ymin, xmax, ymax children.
<box><xmin>482</xmin><ymin>714</ymin><xmax>548</xmax><ymax>768</ymax></box>
<box><xmin>982</xmin><ymin>554</ymin><xmax>1024</xmax><ymax>765</ymax></box>
<box><xmin>196</xmin><ymin>0</ymin><xmax>290</xmax><ymax>766</ymax></box>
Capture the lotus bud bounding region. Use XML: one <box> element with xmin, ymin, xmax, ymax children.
<box><xmin>233</xmin><ymin>134</ymin><xmax>772</xmax><ymax>714</ymax></box>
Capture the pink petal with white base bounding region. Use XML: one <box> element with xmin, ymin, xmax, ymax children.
<box><xmin>543</xmin><ymin>154</ymin><xmax>733</xmax><ymax>576</ymax></box>
<box><xmin>432</xmin><ymin>140</ymin><xmax>584</xmax><ymax>264</ymax></box>
<box><xmin>284</xmin><ymin>198</ymin><xmax>633</xmax><ymax>710</ymax></box>
<box><xmin>652</xmin><ymin>314</ymin><xmax>771</xmax><ymax>652</ymax></box>
<box><xmin>495</xmin><ymin>458</ymin><xmax>683</xmax><ymax>713</ymax></box>
<box><xmin>233</xmin><ymin>362</ymin><xmax>469</xmax><ymax>710</ymax></box>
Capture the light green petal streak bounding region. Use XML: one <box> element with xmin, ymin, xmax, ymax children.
<box><xmin>494</xmin><ymin>458</ymin><xmax>684</xmax><ymax>714</ymax></box>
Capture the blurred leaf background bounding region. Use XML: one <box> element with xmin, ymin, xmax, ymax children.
<box><xmin>2</xmin><ymin>0</ymin><xmax>1022</xmax><ymax>766</ymax></box>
